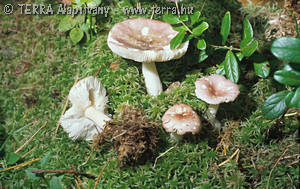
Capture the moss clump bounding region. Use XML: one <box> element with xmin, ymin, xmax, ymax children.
<box><xmin>93</xmin><ymin>105</ymin><xmax>160</xmax><ymax>167</ymax></box>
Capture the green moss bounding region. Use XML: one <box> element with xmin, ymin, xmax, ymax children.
<box><xmin>0</xmin><ymin>0</ymin><xmax>299</xmax><ymax>188</ymax></box>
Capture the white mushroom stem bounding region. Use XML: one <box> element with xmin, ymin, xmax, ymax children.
<box><xmin>142</xmin><ymin>62</ymin><xmax>163</xmax><ymax>96</ymax></box>
<box><xmin>84</xmin><ymin>106</ymin><xmax>111</xmax><ymax>128</ymax></box>
<box><xmin>170</xmin><ymin>132</ymin><xmax>183</xmax><ymax>141</ymax></box>
<box><xmin>204</xmin><ymin>104</ymin><xmax>221</xmax><ymax>130</ymax></box>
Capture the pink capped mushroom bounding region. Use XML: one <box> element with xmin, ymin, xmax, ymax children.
<box><xmin>107</xmin><ymin>18</ymin><xmax>189</xmax><ymax>96</ymax></box>
<box><xmin>195</xmin><ymin>74</ymin><xmax>240</xmax><ymax>130</ymax></box>
<box><xmin>162</xmin><ymin>104</ymin><xmax>201</xmax><ymax>141</ymax></box>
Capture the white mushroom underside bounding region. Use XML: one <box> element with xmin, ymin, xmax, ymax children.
<box><xmin>107</xmin><ymin>32</ymin><xmax>189</xmax><ymax>63</ymax></box>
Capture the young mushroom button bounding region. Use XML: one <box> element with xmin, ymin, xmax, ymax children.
<box><xmin>107</xmin><ymin>18</ymin><xmax>189</xmax><ymax>96</ymax></box>
<box><xmin>60</xmin><ymin>76</ymin><xmax>111</xmax><ymax>141</ymax></box>
<box><xmin>194</xmin><ymin>74</ymin><xmax>240</xmax><ymax>130</ymax></box>
<box><xmin>162</xmin><ymin>104</ymin><xmax>201</xmax><ymax>141</ymax></box>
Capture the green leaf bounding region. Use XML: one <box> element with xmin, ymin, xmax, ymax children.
<box><xmin>40</xmin><ymin>152</ymin><xmax>51</xmax><ymax>169</ymax></box>
<box><xmin>5</xmin><ymin>152</ymin><xmax>21</xmax><ymax>165</ymax></box>
<box><xmin>170</xmin><ymin>30</ymin><xmax>185</xmax><ymax>49</ymax></box>
<box><xmin>69</xmin><ymin>28</ymin><xmax>84</xmax><ymax>44</ymax></box>
<box><xmin>192</xmin><ymin>22</ymin><xmax>209</xmax><ymax>36</ymax></box>
<box><xmin>196</xmin><ymin>39</ymin><xmax>206</xmax><ymax>50</ymax></box>
<box><xmin>25</xmin><ymin>168</ymin><xmax>40</xmax><ymax>180</ymax></box>
<box><xmin>235</xmin><ymin>52</ymin><xmax>244</xmax><ymax>61</ymax></box>
<box><xmin>285</xmin><ymin>87</ymin><xmax>300</xmax><ymax>108</ymax></box>
<box><xmin>50</xmin><ymin>176</ymin><xmax>64</xmax><ymax>189</ymax></box>
<box><xmin>58</xmin><ymin>16</ymin><xmax>76</xmax><ymax>32</ymax></box>
<box><xmin>86</xmin><ymin>0</ymin><xmax>102</xmax><ymax>8</ymax></box>
<box><xmin>179</xmin><ymin>15</ymin><xmax>189</xmax><ymax>22</ymax></box>
<box><xmin>173</xmin><ymin>25</ymin><xmax>187</xmax><ymax>32</ymax></box>
<box><xmin>241</xmin><ymin>39</ymin><xmax>258</xmax><ymax>57</ymax></box>
<box><xmin>190</xmin><ymin>11</ymin><xmax>201</xmax><ymax>26</ymax></box>
<box><xmin>253</xmin><ymin>61</ymin><xmax>270</xmax><ymax>78</ymax></box>
<box><xmin>74</xmin><ymin>14</ymin><xmax>85</xmax><ymax>24</ymax></box>
<box><xmin>216</xmin><ymin>61</ymin><xmax>226</xmax><ymax>75</ymax></box>
<box><xmin>198</xmin><ymin>50</ymin><xmax>208</xmax><ymax>63</ymax></box>
<box><xmin>224</xmin><ymin>50</ymin><xmax>239</xmax><ymax>83</ymax></box>
<box><xmin>220</xmin><ymin>11</ymin><xmax>231</xmax><ymax>45</ymax></box>
<box><xmin>242</xmin><ymin>19</ymin><xmax>253</xmax><ymax>42</ymax></box>
<box><xmin>163</xmin><ymin>14</ymin><xmax>180</xmax><ymax>25</ymax></box>
<box><xmin>271</xmin><ymin>37</ymin><xmax>300</xmax><ymax>63</ymax></box>
<box><xmin>262</xmin><ymin>91</ymin><xmax>289</xmax><ymax>120</ymax></box>
<box><xmin>274</xmin><ymin>70</ymin><xmax>300</xmax><ymax>86</ymax></box>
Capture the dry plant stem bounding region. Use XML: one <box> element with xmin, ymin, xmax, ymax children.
<box><xmin>94</xmin><ymin>160</ymin><xmax>110</xmax><ymax>189</ymax></box>
<box><xmin>266</xmin><ymin>144</ymin><xmax>293</xmax><ymax>189</ymax></box>
<box><xmin>153</xmin><ymin>145</ymin><xmax>177</xmax><ymax>169</ymax></box>
<box><xmin>0</xmin><ymin>158</ymin><xmax>41</xmax><ymax>172</ymax></box>
<box><xmin>15</xmin><ymin>121</ymin><xmax>47</xmax><ymax>153</ymax></box>
<box><xmin>218</xmin><ymin>148</ymin><xmax>240</xmax><ymax>167</ymax></box>
<box><xmin>142</xmin><ymin>62</ymin><xmax>162</xmax><ymax>96</ymax></box>
<box><xmin>204</xmin><ymin>104</ymin><xmax>221</xmax><ymax>130</ymax></box>
<box><xmin>31</xmin><ymin>169</ymin><xmax>96</xmax><ymax>179</ymax></box>
<box><xmin>54</xmin><ymin>73</ymin><xmax>79</xmax><ymax>137</ymax></box>
<box><xmin>76</xmin><ymin>177</ymin><xmax>85</xmax><ymax>189</ymax></box>
<box><xmin>210</xmin><ymin>44</ymin><xmax>241</xmax><ymax>51</ymax></box>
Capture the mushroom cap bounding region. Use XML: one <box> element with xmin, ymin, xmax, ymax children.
<box><xmin>60</xmin><ymin>76</ymin><xmax>109</xmax><ymax>140</ymax></box>
<box><xmin>194</xmin><ymin>74</ymin><xmax>240</xmax><ymax>105</ymax></box>
<box><xmin>60</xmin><ymin>106</ymin><xmax>98</xmax><ymax>140</ymax></box>
<box><xmin>68</xmin><ymin>76</ymin><xmax>108</xmax><ymax>112</ymax></box>
<box><xmin>162</xmin><ymin>104</ymin><xmax>201</xmax><ymax>135</ymax></box>
<box><xmin>107</xmin><ymin>18</ymin><xmax>189</xmax><ymax>63</ymax></box>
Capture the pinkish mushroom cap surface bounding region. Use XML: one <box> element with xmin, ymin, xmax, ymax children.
<box><xmin>107</xmin><ymin>18</ymin><xmax>189</xmax><ymax>63</ymax></box>
<box><xmin>195</xmin><ymin>74</ymin><xmax>240</xmax><ymax>105</ymax></box>
<box><xmin>162</xmin><ymin>104</ymin><xmax>201</xmax><ymax>135</ymax></box>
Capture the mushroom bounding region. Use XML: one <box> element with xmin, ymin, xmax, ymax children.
<box><xmin>60</xmin><ymin>76</ymin><xmax>111</xmax><ymax>141</ymax></box>
<box><xmin>162</xmin><ymin>104</ymin><xmax>201</xmax><ymax>141</ymax></box>
<box><xmin>194</xmin><ymin>74</ymin><xmax>240</xmax><ymax>130</ymax></box>
<box><xmin>107</xmin><ymin>18</ymin><xmax>189</xmax><ymax>96</ymax></box>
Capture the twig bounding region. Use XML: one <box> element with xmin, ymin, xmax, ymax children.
<box><xmin>242</xmin><ymin>165</ymin><xmax>263</xmax><ymax>169</ymax></box>
<box><xmin>175</xmin><ymin>0</ymin><xmax>180</xmax><ymax>18</ymax></box>
<box><xmin>21</xmin><ymin>147</ymin><xmax>37</xmax><ymax>158</ymax></box>
<box><xmin>210</xmin><ymin>44</ymin><xmax>241</xmax><ymax>51</ymax></box>
<box><xmin>54</xmin><ymin>74</ymin><xmax>79</xmax><ymax>137</ymax></box>
<box><xmin>74</xmin><ymin>178</ymin><xmax>81</xmax><ymax>189</ymax></box>
<box><xmin>94</xmin><ymin>159</ymin><xmax>111</xmax><ymax>189</ymax></box>
<box><xmin>284</xmin><ymin>112</ymin><xmax>298</xmax><ymax>117</ymax></box>
<box><xmin>199</xmin><ymin>0</ymin><xmax>206</xmax><ymax>14</ymax></box>
<box><xmin>266</xmin><ymin>144</ymin><xmax>293</xmax><ymax>189</ymax></box>
<box><xmin>0</xmin><ymin>158</ymin><xmax>41</xmax><ymax>172</ymax></box>
<box><xmin>15</xmin><ymin>121</ymin><xmax>47</xmax><ymax>153</ymax></box>
<box><xmin>31</xmin><ymin>169</ymin><xmax>96</xmax><ymax>179</ymax></box>
<box><xmin>110</xmin><ymin>131</ymin><xmax>127</xmax><ymax>142</ymax></box>
<box><xmin>77</xmin><ymin>177</ymin><xmax>85</xmax><ymax>189</ymax></box>
<box><xmin>218</xmin><ymin>149</ymin><xmax>240</xmax><ymax>167</ymax></box>
<box><xmin>153</xmin><ymin>145</ymin><xmax>177</xmax><ymax>169</ymax></box>
<box><xmin>23</xmin><ymin>104</ymin><xmax>35</xmax><ymax>119</ymax></box>
<box><xmin>81</xmin><ymin>146</ymin><xmax>95</xmax><ymax>167</ymax></box>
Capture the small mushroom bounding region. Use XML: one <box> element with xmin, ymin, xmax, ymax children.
<box><xmin>162</xmin><ymin>104</ymin><xmax>201</xmax><ymax>141</ymax></box>
<box><xmin>194</xmin><ymin>74</ymin><xmax>240</xmax><ymax>130</ymax></box>
<box><xmin>60</xmin><ymin>76</ymin><xmax>111</xmax><ymax>141</ymax></box>
<box><xmin>107</xmin><ymin>18</ymin><xmax>189</xmax><ymax>96</ymax></box>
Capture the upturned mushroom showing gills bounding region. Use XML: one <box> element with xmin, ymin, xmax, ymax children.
<box><xmin>195</xmin><ymin>74</ymin><xmax>240</xmax><ymax>130</ymax></box>
<box><xmin>60</xmin><ymin>76</ymin><xmax>111</xmax><ymax>141</ymax></box>
<box><xmin>107</xmin><ymin>18</ymin><xmax>189</xmax><ymax>96</ymax></box>
<box><xmin>162</xmin><ymin>104</ymin><xmax>201</xmax><ymax>141</ymax></box>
